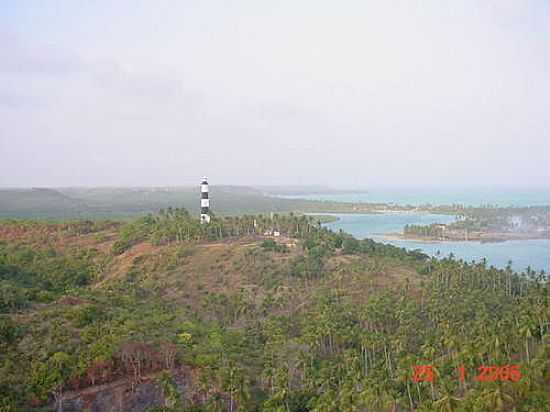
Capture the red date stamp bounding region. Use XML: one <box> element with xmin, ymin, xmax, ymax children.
<box><xmin>474</xmin><ymin>365</ymin><xmax>521</xmax><ymax>382</ymax></box>
<box><xmin>412</xmin><ymin>364</ymin><xmax>522</xmax><ymax>383</ymax></box>
<box><xmin>412</xmin><ymin>365</ymin><xmax>435</xmax><ymax>382</ymax></box>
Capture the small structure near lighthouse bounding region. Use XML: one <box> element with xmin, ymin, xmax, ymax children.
<box><xmin>200</xmin><ymin>177</ymin><xmax>210</xmax><ymax>224</ymax></box>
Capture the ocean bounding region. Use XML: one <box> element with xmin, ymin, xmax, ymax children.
<box><xmin>280</xmin><ymin>187</ymin><xmax>550</xmax><ymax>207</ymax></box>
<box><xmin>323</xmin><ymin>213</ymin><xmax>550</xmax><ymax>274</ymax></box>
<box><xmin>290</xmin><ymin>188</ymin><xmax>550</xmax><ymax>273</ymax></box>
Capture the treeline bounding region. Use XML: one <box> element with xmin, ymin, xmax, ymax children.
<box><xmin>404</xmin><ymin>223</ymin><xmax>447</xmax><ymax>238</ymax></box>
<box><xmin>452</xmin><ymin>206</ymin><xmax>550</xmax><ymax>232</ymax></box>
<box><xmin>406</xmin><ymin>205</ymin><xmax>550</xmax><ymax>238</ymax></box>
<box><xmin>403</xmin><ymin>222</ymin><xmax>481</xmax><ymax>238</ymax></box>
<box><xmin>112</xmin><ymin>208</ymin><xmax>321</xmax><ymax>255</ymax></box>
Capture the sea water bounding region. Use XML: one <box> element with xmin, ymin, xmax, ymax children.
<box><xmin>290</xmin><ymin>188</ymin><xmax>550</xmax><ymax>273</ymax></box>
<box><xmin>281</xmin><ymin>187</ymin><xmax>550</xmax><ymax>207</ymax></box>
<box><xmin>322</xmin><ymin>213</ymin><xmax>550</xmax><ymax>274</ymax></box>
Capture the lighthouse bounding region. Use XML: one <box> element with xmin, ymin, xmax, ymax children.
<box><xmin>200</xmin><ymin>177</ymin><xmax>210</xmax><ymax>224</ymax></box>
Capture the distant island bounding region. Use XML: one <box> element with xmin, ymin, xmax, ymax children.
<box><xmin>395</xmin><ymin>206</ymin><xmax>550</xmax><ymax>243</ymax></box>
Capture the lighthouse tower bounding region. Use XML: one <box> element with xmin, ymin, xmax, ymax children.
<box><xmin>200</xmin><ymin>177</ymin><xmax>210</xmax><ymax>224</ymax></box>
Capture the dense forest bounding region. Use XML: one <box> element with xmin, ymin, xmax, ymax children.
<box><xmin>0</xmin><ymin>210</ymin><xmax>548</xmax><ymax>411</ymax></box>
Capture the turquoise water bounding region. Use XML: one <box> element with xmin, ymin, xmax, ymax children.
<box><xmin>295</xmin><ymin>189</ymin><xmax>550</xmax><ymax>273</ymax></box>
<box><xmin>322</xmin><ymin>212</ymin><xmax>457</xmax><ymax>234</ymax></box>
<box><xmin>323</xmin><ymin>213</ymin><xmax>550</xmax><ymax>274</ymax></box>
<box><xmin>281</xmin><ymin>187</ymin><xmax>550</xmax><ymax>207</ymax></box>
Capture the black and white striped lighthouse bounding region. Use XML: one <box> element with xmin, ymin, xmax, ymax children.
<box><xmin>200</xmin><ymin>177</ymin><xmax>210</xmax><ymax>224</ymax></box>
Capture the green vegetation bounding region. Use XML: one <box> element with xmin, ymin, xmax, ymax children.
<box><xmin>404</xmin><ymin>223</ymin><xmax>448</xmax><ymax>239</ymax></box>
<box><xmin>0</xmin><ymin>187</ymin><xmax>366</xmax><ymax>220</ymax></box>
<box><xmin>308</xmin><ymin>214</ymin><xmax>339</xmax><ymax>224</ymax></box>
<box><xmin>260</xmin><ymin>239</ymin><xmax>289</xmax><ymax>253</ymax></box>
<box><xmin>404</xmin><ymin>206</ymin><xmax>550</xmax><ymax>241</ymax></box>
<box><xmin>110</xmin><ymin>208</ymin><xmax>317</xmax><ymax>254</ymax></box>
<box><xmin>0</xmin><ymin>187</ymin><xmax>466</xmax><ymax>221</ymax></box>
<box><xmin>0</xmin><ymin>210</ymin><xmax>548</xmax><ymax>411</ymax></box>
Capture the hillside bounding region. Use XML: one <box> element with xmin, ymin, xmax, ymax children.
<box><xmin>0</xmin><ymin>213</ymin><xmax>549</xmax><ymax>411</ymax></box>
<box><xmin>0</xmin><ymin>187</ymin><xmax>301</xmax><ymax>219</ymax></box>
<box><xmin>0</xmin><ymin>189</ymin><xmax>89</xmax><ymax>219</ymax></box>
<box><xmin>0</xmin><ymin>187</ymin><xmax>447</xmax><ymax>220</ymax></box>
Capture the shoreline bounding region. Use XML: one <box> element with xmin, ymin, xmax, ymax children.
<box><xmin>305</xmin><ymin>208</ymin><xmax>452</xmax><ymax>216</ymax></box>
<box><xmin>386</xmin><ymin>232</ymin><xmax>550</xmax><ymax>244</ymax></box>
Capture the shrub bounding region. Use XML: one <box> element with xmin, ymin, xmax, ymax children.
<box><xmin>261</xmin><ymin>239</ymin><xmax>288</xmax><ymax>253</ymax></box>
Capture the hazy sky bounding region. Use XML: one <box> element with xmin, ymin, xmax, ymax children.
<box><xmin>1</xmin><ymin>1</ymin><xmax>550</xmax><ymax>188</ymax></box>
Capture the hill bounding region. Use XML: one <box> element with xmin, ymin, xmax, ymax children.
<box><xmin>0</xmin><ymin>187</ymin><xmax>333</xmax><ymax>219</ymax></box>
<box><xmin>0</xmin><ymin>188</ymin><xmax>89</xmax><ymax>219</ymax></box>
<box><xmin>0</xmin><ymin>187</ymin><xmax>443</xmax><ymax>220</ymax></box>
<box><xmin>0</xmin><ymin>213</ymin><xmax>548</xmax><ymax>411</ymax></box>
